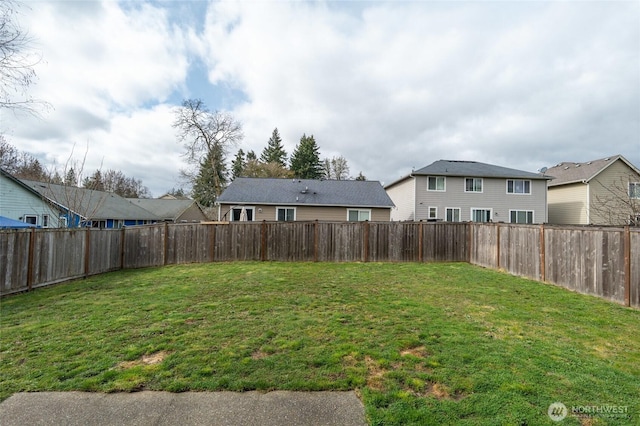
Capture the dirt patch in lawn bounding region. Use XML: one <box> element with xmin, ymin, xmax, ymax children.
<box><xmin>116</xmin><ymin>351</ymin><xmax>170</xmax><ymax>369</ymax></box>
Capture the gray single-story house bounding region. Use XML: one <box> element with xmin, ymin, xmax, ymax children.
<box><xmin>217</xmin><ymin>177</ymin><xmax>395</xmax><ymax>222</ymax></box>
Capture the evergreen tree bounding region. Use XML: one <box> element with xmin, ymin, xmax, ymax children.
<box><xmin>355</xmin><ymin>171</ymin><xmax>367</xmax><ymax>181</ymax></box>
<box><xmin>83</xmin><ymin>170</ymin><xmax>105</xmax><ymax>191</ymax></box>
<box><xmin>246</xmin><ymin>150</ymin><xmax>257</xmax><ymax>161</ymax></box>
<box><xmin>192</xmin><ymin>147</ymin><xmax>227</xmax><ymax>207</ymax></box>
<box><xmin>64</xmin><ymin>167</ymin><xmax>77</xmax><ymax>186</ymax></box>
<box><xmin>260</xmin><ymin>128</ymin><xmax>287</xmax><ymax>167</ymax></box>
<box><xmin>289</xmin><ymin>134</ymin><xmax>322</xmax><ymax>179</ymax></box>
<box><xmin>231</xmin><ymin>149</ymin><xmax>246</xmax><ymax>179</ymax></box>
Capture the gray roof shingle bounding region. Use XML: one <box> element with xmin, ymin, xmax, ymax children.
<box><xmin>126</xmin><ymin>198</ymin><xmax>197</xmax><ymax>220</ymax></box>
<box><xmin>20</xmin><ymin>180</ymin><xmax>159</xmax><ymax>220</ymax></box>
<box><xmin>217</xmin><ymin>178</ymin><xmax>395</xmax><ymax>208</ymax></box>
<box><xmin>412</xmin><ymin>160</ymin><xmax>548</xmax><ymax>179</ymax></box>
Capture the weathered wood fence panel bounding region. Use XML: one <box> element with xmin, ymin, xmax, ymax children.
<box><xmin>88</xmin><ymin>229</ymin><xmax>123</xmax><ymax>275</ymax></box>
<box><xmin>264</xmin><ymin>221</ymin><xmax>315</xmax><ymax>261</ymax></box>
<box><xmin>317</xmin><ymin>222</ymin><xmax>363</xmax><ymax>262</ymax></box>
<box><xmin>498</xmin><ymin>225</ymin><xmax>541</xmax><ymax>279</ymax></box>
<box><xmin>368</xmin><ymin>222</ymin><xmax>418</xmax><ymax>262</ymax></box>
<box><xmin>423</xmin><ymin>222</ymin><xmax>469</xmax><ymax>262</ymax></box>
<box><xmin>123</xmin><ymin>225</ymin><xmax>165</xmax><ymax>269</ymax></box>
<box><xmin>544</xmin><ymin>226</ymin><xmax>626</xmax><ymax>304</ymax></box>
<box><xmin>470</xmin><ymin>224</ymin><xmax>498</xmax><ymax>268</ymax></box>
<box><xmin>166</xmin><ymin>223</ymin><xmax>215</xmax><ymax>265</ymax></box>
<box><xmin>213</xmin><ymin>223</ymin><xmax>261</xmax><ymax>261</ymax></box>
<box><xmin>31</xmin><ymin>229</ymin><xmax>85</xmax><ymax>288</ymax></box>
<box><xmin>0</xmin><ymin>230</ymin><xmax>31</xmax><ymax>294</ymax></box>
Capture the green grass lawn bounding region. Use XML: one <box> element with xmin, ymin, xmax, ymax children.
<box><xmin>1</xmin><ymin>262</ymin><xmax>638</xmax><ymax>425</ymax></box>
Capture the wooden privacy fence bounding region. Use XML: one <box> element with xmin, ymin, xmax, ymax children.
<box><xmin>1</xmin><ymin>222</ymin><xmax>638</xmax><ymax>308</ymax></box>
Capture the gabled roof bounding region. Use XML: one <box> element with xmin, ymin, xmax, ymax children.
<box><xmin>126</xmin><ymin>198</ymin><xmax>202</xmax><ymax>220</ymax></box>
<box><xmin>218</xmin><ymin>178</ymin><xmax>395</xmax><ymax>208</ymax></box>
<box><xmin>545</xmin><ymin>155</ymin><xmax>640</xmax><ymax>187</ymax></box>
<box><xmin>1</xmin><ymin>168</ymin><xmax>64</xmax><ymax>214</ymax></box>
<box><xmin>385</xmin><ymin>160</ymin><xmax>547</xmax><ymax>189</ymax></box>
<box><xmin>413</xmin><ymin>160</ymin><xmax>548</xmax><ymax>179</ymax></box>
<box><xmin>20</xmin><ymin>179</ymin><xmax>159</xmax><ymax>221</ymax></box>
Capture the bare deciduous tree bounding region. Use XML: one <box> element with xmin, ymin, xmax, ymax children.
<box><xmin>0</xmin><ymin>0</ymin><xmax>49</xmax><ymax>115</ymax></box>
<box><xmin>591</xmin><ymin>174</ymin><xmax>640</xmax><ymax>226</ymax></box>
<box><xmin>173</xmin><ymin>99</ymin><xmax>243</xmax><ymax>200</ymax></box>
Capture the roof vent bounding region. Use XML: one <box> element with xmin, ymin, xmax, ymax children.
<box><xmin>576</xmin><ymin>164</ymin><xmax>581</xmax><ymax>167</ymax></box>
<box><xmin>604</xmin><ymin>158</ymin><xmax>610</xmax><ymax>161</ymax></box>
<box><xmin>564</xmin><ymin>166</ymin><xmax>569</xmax><ymax>170</ymax></box>
<box><xmin>587</xmin><ymin>161</ymin><xmax>592</xmax><ymax>165</ymax></box>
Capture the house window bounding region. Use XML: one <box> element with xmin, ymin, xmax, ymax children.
<box><xmin>24</xmin><ymin>215</ymin><xmax>37</xmax><ymax>225</ymax></box>
<box><xmin>276</xmin><ymin>207</ymin><xmax>295</xmax><ymax>221</ymax></box>
<box><xmin>59</xmin><ymin>216</ymin><xmax>68</xmax><ymax>228</ymax></box>
<box><xmin>465</xmin><ymin>178</ymin><xmax>483</xmax><ymax>193</ymax></box>
<box><xmin>446</xmin><ymin>207</ymin><xmax>461</xmax><ymax>222</ymax></box>
<box><xmin>348</xmin><ymin>209</ymin><xmax>370</xmax><ymax>222</ymax></box>
<box><xmin>471</xmin><ymin>208</ymin><xmax>491</xmax><ymax>222</ymax></box>
<box><xmin>427</xmin><ymin>207</ymin><xmax>437</xmax><ymax>220</ymax></box>
<box><xmin>42</xmin><ymin>215</ymin><xmax>50</xmax><ymax>227</ymax></box>
<box><xmin>427</xmin><ymin>176</ymin><xmax>445</xmax><ymax>191</ymax></box>
<box><xmin>507</xmin><ymin>179</ymin><xmax>531</xmax><ymax>194</ymax></box>
<box><xmin>91</xmin><ymin>220</ymin><xmax>106</xmax><ymax>229</ymax></box>
<box><xmin>231</xmin><ymin>207</ymin><xmax>254</xmax><ymax>221</ymax></box>
<box><xmin>510</xmin><ymin>210</ymin><xmax>534</xmax><ymax>224</ymax></box>
<box><xmin>629</xmin><ymin>182</ymin><xmax>640</xmax><ymax>199</ymax></box>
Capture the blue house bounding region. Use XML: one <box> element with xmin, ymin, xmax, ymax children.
<box><xmin>0</xmin><ymin>168</ymin><xmax>64</xmax><ymax>228</ymax></box>
<box><xmin>19</xmin><ymin>179</ymin><xmax>159</xmax><ymax>229</ymax></box>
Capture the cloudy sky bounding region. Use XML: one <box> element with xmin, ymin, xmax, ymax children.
<box><xmin>4</xmin><ymin>0</ymin><xmax>639</xmax><ymax>196</ymax></box>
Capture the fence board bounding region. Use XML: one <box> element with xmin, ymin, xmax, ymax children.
<box><xmin>631</xmin><ymin>230</ymin><xmax>640</xmax><ymax>308</ymax></box>
<box><xmin>423</xmin><ymin>222</ymin><xmax>468</xmax><ymax>262</ymax></box>
<box><xmin>88</xmin><ymin>229</ymin><xmax>122</xmax><ymax>275</ymax></box>
<box><xmin>0</xmin><ymin>230</ymin><xmax>31</xmax><ymax>294</ymax></box>
<box><xmin>317</xmin><ymin>222</ymin><xmax>363</xmax><ymax>262</ymax></box>
<box><xmin>123</xmin><ymin>225</ymin><xmax>165</xmax><ymax>268</ymax></box>
<box><xmin>264</xmin><ymin>221</ymin><xmax>315</xmax><ymax>261</ymax></box>
<box><xmin>31</xmin><ymin>229</ymin><xmax>85</xmax><ymax>288</ymax></box>
<box><xmin>498</xmin><ymin>225</ymin><xmax>541</xmax><ymax>280</ymax></box>
<box><xmin>166</xmin><ymin>223</ymin><xmax>214</xmax><ymax>265</ymax></box>
<box><xmin>470</xmin><ymin>224</ymin><xmax>497</xmax><ymax>268</ymax></box>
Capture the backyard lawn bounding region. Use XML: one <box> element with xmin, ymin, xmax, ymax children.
<box><xmin>1</xmin><ymin>262</ymin><xmax>638</xmax><ymax>425</ymax></box>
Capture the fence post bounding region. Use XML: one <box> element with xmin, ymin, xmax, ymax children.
<box><xmin>84</xmin><ymin>229</ymin><xmax>91</xmax><ymax>278</ymax></box>
<box><xmin>120</xmin><ymin>227</ymin><xmax>126</xmax><ymax>270</ymax></box>
<box><xmin>314</xmin><ymin>220</ymin><xmax>318</xmax><ymax>262</ymax></box>
<box><xmin>261</xmin><ymin>221</ymin><xmax>267</xmax><ymax>261</ymax></box>
<box><xmin>26</xmin><ymin>228</ymin><xmax>36</xmax><ymax>291</ymax></box>
<box><xmin>210</xmin><ymin>223</ymin><xmax>216</xmax><ymax>262</ymax></box>
<box><xmin>540</xmin><ymin>224</ymin><xmax>546</xmax><ymax>282</ymax></box>
<box><xmin>467</xmin><ymin>222</ymin><xmax>473</xmax><ymax>263</ymax></box>
<box><xmin>418</xmin><ymin>222</ymin><xmax>424</xmax><ymax>262</ymax></box>
<box><xmin>163</xmin><ymin>222</ymin><xmax>169</xmax><ymax>266</ymax></box>
<box><xmin>496</xmin><ymin>223</ymin><xmax>501</xmax><ymax>270</ymax></box>
<box><xmin>624</xmin><ymin>225</ymin><xmax>631</xmax><ymax>307</ymax></box>
<box><xmin>363</xmin><ymin>221</ymin><xmax>370</xmax><ymax>262</ymax></box>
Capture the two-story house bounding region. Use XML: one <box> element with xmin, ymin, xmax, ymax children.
<box><xmin>546</xmin><ymin>155</ymin><xmax>640</xmax><ymax>225</ymax></box>
<box><xmin>385</xmin><ymin>160</ymin><xmax>550</xmax><ymax>223</ymax></box>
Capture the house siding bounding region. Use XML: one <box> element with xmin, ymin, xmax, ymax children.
<box><xmin>414</xmin><ymin>176</ymin><xmax>547</xmax><ymax>223</ymax></box>
<box><xmin>386</xmin><ymin>178</ymin><xmax>416</xmax><ymax>221</ymax></box>
<box><xmin>219</xmin><ymin>204</ymin><xmax>391</xmax><ymax>222</ymax></box>
<box><xmin>176</xmin><ymin>204</ymin><xmax>209</xmax><ymax>223</ymax></box>
<box><xmin>588</xmin><ymin>159</ymin><xmax>640</xmax><ymax>225</ymax></box>
<box><xmin>548</xmin><ymin>182</ymin><xmax>588</xmax><ymax>224</ymax></box>
<box><xmin>0</xmin><ymin>174</ymin><xmax>62</xmax><ymax>227</ymax></box>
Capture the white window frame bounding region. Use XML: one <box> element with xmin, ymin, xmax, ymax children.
<box><xmin>427</xmin><ymin>206</ymin><xmax>438</xmax><ymax>220</ymax></box>
<box><xmin>24</xmin><ymin>215</ymin><xmax>37</xmax><ymax>225</ymax></box>
<box><xmin>347</xmin><ymin>209</ymin><xmax>371</xmax><ymax>222</ymax></box>
<box><xmin>276</xmin><ymin>206</ymin><xmax>296</xmax><ymax>222</ymax></box>
<box><xmin>42</xmin><ymin>214</ymin><xmax>50</xmax><ymax>227</ymax></box>
<box><xmin>465</xmin><ymin>178</ymin><xmax>483</xmax><ymax>193</ymax></box>
<box><xmin>445</xmin><ymin>207</ymin><xmax>461</xmax><ymax>222</ymax></box>
<box><xmin>59</xmin><ymin>216</ymin><xmax>68</xmax><ymax>228</ymax></box>
<box><xmin>629</xmin><ymin>182</ymin><xmax>640</xmax><ymax>199</ymax></box>
<box><xmin>427</xmin><ymin>176</ymin><xmax>445</xmax><ymax>192</ymax></box>
<box><xmin>470</xmin><ymin>208</ymin><xmax>492</xmax><ymax>223</ymax></box>
<box><xmin>231</xmin><ymin>206</ymin><xmax>255</xmax><ymax>222</ymax></box>
<box><xmin>509</xmin><ymin>210</ymin><xmax>534</xmax><ymax>224</ymax></box>
<box><xmin>507</xmin><ymin>179</ymin><xmax>531</xmax><ymax>195</ymax></box>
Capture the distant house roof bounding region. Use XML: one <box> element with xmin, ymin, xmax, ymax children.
<box><xmin>126</xmin><ymin>198</ymin><xmax>203</xmax><ymax>221</ymax></box>
<box><xmin>0</xmin><ymin>215</ymin><xmax>38</xmax><ymax>229</ymax></box>
<box><xmin>218</xmin><ymin>178</ymin><xmax>395</xmax><ymax>208</ymax></box>
<box><xmin>545</xmin><ymin>155</ymin><xmax>640</xmax><ymax>187</ymax></box>
<box><xmin>386</xmin><ymin>160</ymin><xmax>548</xmax><ymax>189</ymax></box>
<box><xmin>20</xmin><ymin>180</ymin><xmax>159</xmax><ymax>221</ymax></box>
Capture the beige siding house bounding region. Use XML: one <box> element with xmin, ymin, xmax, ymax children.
<box><xmin>546</xmin><ymin>155</ymin><xmax>640</xmax><ymax>225</ymax></box>
<box><xmin>216</xmin><ymin>178</ymin><xmax>394</xmax><ymax>222</ymax></box>
<box><xmin>386</xmin><ymin>160</ymin><xmax>550</xmax><ymax>223</ymax></box>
